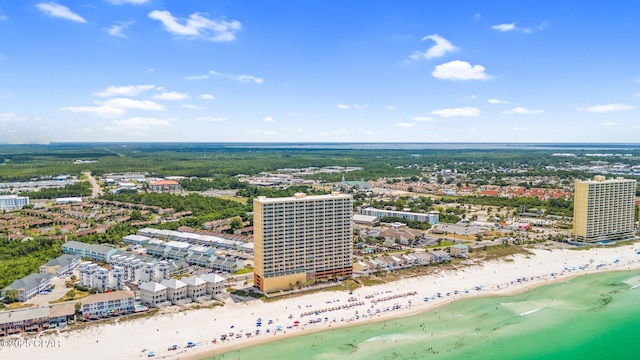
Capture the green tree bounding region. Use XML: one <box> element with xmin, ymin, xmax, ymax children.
<box><xmin>230</xmin><ymin>217</ymin><xmax>243</xmax><ymax>231</ymax></box>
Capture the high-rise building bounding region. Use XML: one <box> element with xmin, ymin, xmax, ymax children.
<box><xmin>573</xmin><ymin>176</ymin><xmax>637</xmax><ymax>242</ymax></box>
<box><xmin>253</xmin><ymin>192</ymin><xmax>353</xmax><ymax>293</ymax></box>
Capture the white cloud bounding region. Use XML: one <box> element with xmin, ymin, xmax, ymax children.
<box><xmin>197</xmin><ymin>117</ymin><xmax>227</xmax><ymax>122</ymax></box>
<box><xmin>432</xmin><ymin>107</ymin><xmax>481</xmax><ymax>117</ymax></box>
<box><xmin>114</xmin><ymin>117</ymin><xmax>171</xmax><ymax>130</ymax></box>
<box><xmin>95</xmin><ymin>85</ymin><xmax>155</xmax><ymax>97</ymax></box>
<box><xmin>602</xmin><ymin>122</ymin><xmax>617</xmax><ymax>126</ymax></box>
<box><xmin>99</xmin><ymin>98</ymin><xmax>165</xmax><ymax>111</ymax></box>
<box><xmin>332</xmin><ymin>128</ymin><xmax>348</xmax><ymax>134</ymax></box>
<box><xmin>410</xmin><ymin>34</ymin><xmax>457</xmax><ymax>60</ymax></box>
<box><xmin>146</xmin><ymin>68</ymin><xmax>154</xmax><ymax>73</ymax></box>
<box><xmin>184</xmin><ymin>74</ymin><xmax>209</xmax><ymax>80</ymax></box>
<box><xmin>492</xmin><ymin>23</ymin><xmax>516</xmax><ymax>32</ymax></box>
<box><xmin>503</xmin><ymin>107</ymin><xmax>543</xmax><ymax>115</ymax></box>
<box><xmin>411</xmin><ymin>116</ymin><xmax>435</xmax><ymax>122</ymax></box>
<box><xmin>236</xmin><ymin>75</ymin><xmax>263</xmax><ymax>84</ymax></box>
<box><xmin>433</xmin><ymin>60</ymin><xmax>491</xmax><ymax>80</ymax></box>
<box><xmin>200</xmin><ymin>94</ymin><xmax>215</xmax><ymax>100</ymax></box>
<box><xmin>0</xmin><ymin>14</ymin><xmax>8</xmax><ymax>21</ymax></box>
<box><xmin>59</xmin><ymin>105</ymin><xmax>125</xmax><ymax>116</ymax></box>
<box><xmin>387</xmin><ymin>105</ymin><xmax>397</xmax><ymax>110</ymax></box>
<box><xmin>492</xmin><ymin>22</ymin><xmax>547</xmax><ymax>34</ymax></box>
<box><xmin>106</xmin><ymin>21</ymin><xmax>134</xmax><ymax>38</ymax></box>
<box><xmin>148</xmin><ymin>10</ymin><xmax>241</xmax><ymax>42</ymax></box>
<box><xmin>107</xmin><ymin>0</ymin><xmax>149</xmax><ymax>4</ymax></box>
<box><xmin>296</xmin><ymin>129</ymin><xmax>305</xmax><ymax>133</ymax></box>
<box><xmin>578</xmin><ymin>103</ymin><xmax>634</xmax><ymax>112</ymax></box>
<box><xmin>636</xmin><ymin>93</ymin><xmax>640</xmax><ymax>97</ymax></box>
<box><xmin>488</xmin><ymin>98</ymin><xmax>508</xmax><ymax>104</ymax></box>
<box><xmin>36</xmin><ymin>3</ymin><xmax>86</xmax><ymax>23</ymax></box>
<box><xmin>207</xmin><ymin>70</ymin><xmax>263</xmax><ymax>84</ymax></box>
<box><xmin>0</xmin><ymin>113</ymin><xmax>24</xmax><ymax>122</ymax></box>
<box><xmin>153</xmin><ymin>91</ymin><xmax>190</xmax><ymax>101</ymax></box>
<box><xmin>337</xmin><ymin>104</ymin><xmax>350</xmax><ymax>110</ymax></box>
<box><xmin>263</xmin><ymin>116</ymin><xmax>275</xmax><ymax>123</ymax></box>
<box><xmin>397</xmin><ymin>122</ymin><xmax>413</xmax><ymax>127</ymax></box>
<box><xmin>364</xmin><ymin>130</ymin><xmax>376</xmax><ymax>135</ymax></box>
<box><xmin>353</xmin><ymin>104</ymin><xmax>369</xmax><ymax>110</ymax></box>
<box><xmin>180</xmin><ymin>104</ymin><xmax>204</xmax><ymax>109</ymax></box>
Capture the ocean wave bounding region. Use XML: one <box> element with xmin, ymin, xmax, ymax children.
<box><xmin>363</xmin><ymin>334</ymin><xmax>425</xmax><ymax>343</ymax></box>
<box><xmin>519</xmin><ymin>307</ymin><xmax>545</xmax><ymax>316</ymax></box>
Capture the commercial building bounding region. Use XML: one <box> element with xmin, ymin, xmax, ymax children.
<box><xmin>573</xmin><ymin>176</ymin><xmax>637</xmax><ymax>242</ymax></box>
<box><xmin>361</xmin><ymin>207</ymin><xmax>439</xmax><ymax>225</ymax></box>
<box><xmin>253</xmin><ymin>192</ymin><xmax>353</xmax><ymax>293</ymax></box>
<box><xmin>149</xmin><ymin>179</ymin><xmax>180</xmax><ymax>192</ymax></box>
<box><xmin>0</xmin><ymin>195</ymin><xmax>29</xmax><ymax>211</ymax></box>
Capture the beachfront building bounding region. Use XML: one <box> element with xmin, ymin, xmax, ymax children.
<box><xmin>0</xmin><ymin>195</ymin><xmax>29</xmax><ymax>211</ymax></box>
<box><xmin>200</xmin><ymin>273</ymin><xmax>226</xmax><ymax>297</ymax></box>
<box><xmin>80</xmin><ymin>291</ymin><xmax>135</xmax><ymax>319</ymax></box>
<box><xmin>139</xmin><ymin>281</ymin><xmax>168</xmax><ymax>307</ymax></box>
<box><xmin>79</xmin><ymin>262</ymin><xmax>124</xmax><ymax>292</ymax></box>
<box><xmin>450</xmin><ymin>244</ymin><xmax>469</xmax><ymax>258</ymax></box>
<box><xmin>182</xmin><ymin>276</ymin><xmax>207</xmax><ymax>301</ymax></box>
<box><xmin>39</xmin><ymin>254</ymin><xmax>82</xmax><ymax>276</ymax></box>
<box><xmin>160</xmin><ymin>279</ymin><xmax>188</xmax><ymax>305</ymax></box>
<box><xmin>48</xmin><ymin>302</ymin><xmax>76</xmax><ymax>328</ymax></box>
<box><xmin>2</xmin><ymin>273</ymin><xmax>54</xmax><ymax>302</ymax></box>
<box><xmin>361</xmin><ymin>207</ymin><xmax>439</xmax><ymax>225</ymax></box>
<box><xmin>0</xmin><ymin>307</ymin><xmax>49</xmax><ymax>337</ymax></box>
<box><xmin>253</xmin><ymin>192</ymin><xmax>353</xmax><ymax>293</ymax></box>
<box><xmin>573</xmin><ymin>176</ymin><xmax>637</xmax><ymax>242</ymax></box>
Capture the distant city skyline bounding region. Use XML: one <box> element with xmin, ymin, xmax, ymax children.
<box><xmin>1</xmin><ymin>1</ymin><xmax>639</xmax><ymax>144</ymax></box>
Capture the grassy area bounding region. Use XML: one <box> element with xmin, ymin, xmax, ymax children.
<box><xmin>4</xmin><ymin>302</ymin><xmax>35</xmax><ymax>310</ymax></box>
<box><xmin>219</xmin><ymin>195</ymin><xmax>248</xmax><ymax>204</ymax></box>
<box><xmin>424</xmin><ymin>240</ymin><xmax>456</xmax><ymax>249</ymax></box>
<box><xmin>470</xmin><ymin>244</ymin><xmax>533</xmax><ymax>262</ymax></box>
<box><xmin>234</xmin><ymin>267</ymin><xmax>254</xmax><ymax>275</ymax></box>
<box><xmin>50</xmin><ymin>289</ymin><xmax>90</xmax><ymax>304</ymax></box>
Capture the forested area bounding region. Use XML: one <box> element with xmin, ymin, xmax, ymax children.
<box><xmin>101</xmin><ymin>192</ymin><xmax>250</xmax><ymax>220</ymax></box>
<box><xmin>439</xmin><ymin>196</ymin><xmax>574</xmax><ymax>217</ymax></box>
<box><xmin>19</xmin><ymin>182</ymin><xmax>92</xmax><ymax>199</ymax></box>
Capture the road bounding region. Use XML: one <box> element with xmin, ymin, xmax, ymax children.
<box><xmin>83</xmin><ymin>171</ymin><xmax>102</xmax><ymax>198</ymax></box>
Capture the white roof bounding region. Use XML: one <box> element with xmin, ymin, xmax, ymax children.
<box><xmin>139</xmin><ymin>281</ymin><xmax>167</xmax><ymax>292</ymax></box>
<box><xmin>181</xmin><ymin>276</ymin><xmax>206</xmax><ymax>286</ymax></box>
<box><xmin>164</xmin><ymin>241</ymin><xmax>191</xmax><ymax>250</ymax></box>
<box><xmin>199</xmin><ymin>273</ymin><xmax>226</xmax><ymax>284</ymax></box>
<box><xmin>353</xmin><ymin>214</ymin><xmax>378</xmax><ymax>222</ymax></box>
<box><xmin>160</xmin><ymin>278</ymin><xmax>187</xmax><ymax>289</ymax></box>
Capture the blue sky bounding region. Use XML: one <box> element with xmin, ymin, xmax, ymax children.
<box><xmin>1</xmin><ymin>1</ymin><xmax>639</xmax><ymax>143</ymax></box>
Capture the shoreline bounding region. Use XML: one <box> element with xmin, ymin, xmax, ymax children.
<box><xmin>3</xmin><ymin>244</ymin><xmax>640</xmax><ymax>360</ymax></box>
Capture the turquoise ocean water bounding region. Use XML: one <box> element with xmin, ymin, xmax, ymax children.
<box><xmin>208</xmin><ymin>271</ymin><xmax>640</xmax><ymax>360</ymax></box>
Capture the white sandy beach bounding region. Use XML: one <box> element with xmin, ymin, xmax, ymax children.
<box><xmin>3</xmin><ymin>244</ymin><xmax>640</xmax><ymax>360</ymax></box>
